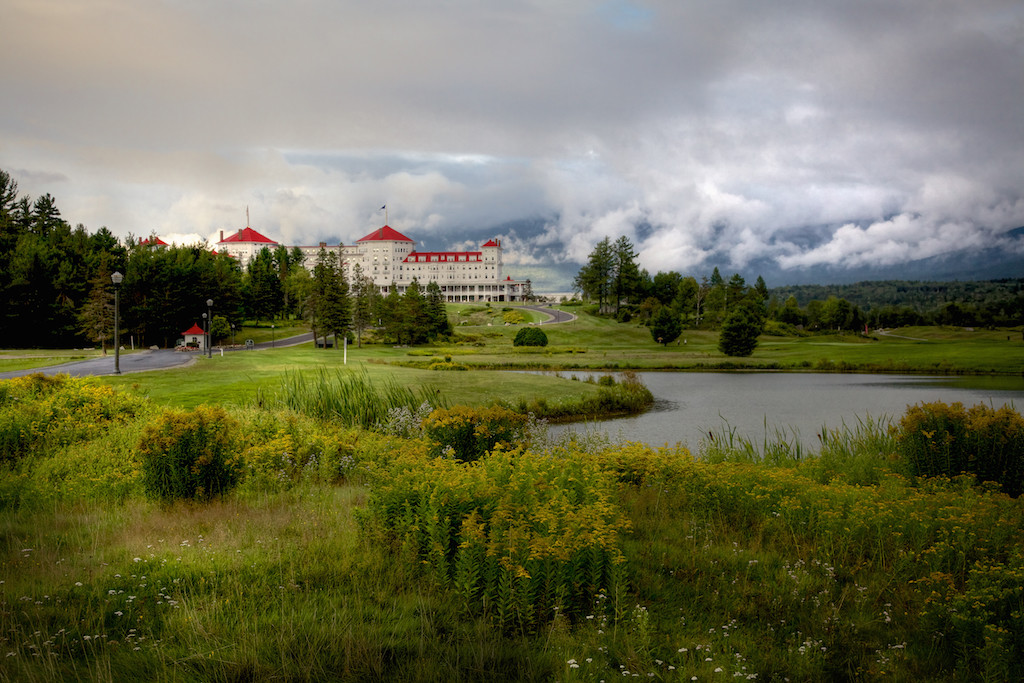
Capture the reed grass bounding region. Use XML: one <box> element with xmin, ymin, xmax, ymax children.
<box><xmin>267</xmin><ymin>367</ymin><xmax>447</xmax><ymax>429</ymax></box>
<box><xmin>4</xmin><ymin>375</ymin><xmax>1024</xmax><ymax>680</ymax></box>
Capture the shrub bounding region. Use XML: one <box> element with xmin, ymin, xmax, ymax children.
<box><xmin>0</xmin><ymin>374</ymin><xmax>147</xmax><ymax>464</ymax></box>
<box><xmin>138</xmin><ymin>405</ymin><xmax>243</xmax><ymax>501</ymax></box>
<box><xmin>718</xmin><ymin>302</ymin><xmax>764</xmax><ymax>356</ymax></box>
<box><xmin>502</xmin><ymin>310</ymin><xmax>525</xmax><ymax>324</ymax></box>
<box><xmin>513</xmin><ymin>326</ymin><xmax>548</xmax><ymax>347</ymax></box>
<box><xmin>422</xmin><ymin>405</ymin><xmax>531</xmax><ymax>462</ymax></box>
<box><xmin>427</xmin><ymin>361</ymin><xmax>468</xmax><ymax>371</ymax></box>
<box><xmin>359</xmin><ymin>448</ymin><xmax>630</xmax><ymax>631</ymax></box>
<box><xmin>896</xmin><ymin>401</ymin><xmax>1024</xmax><ymax>496</ymax></box>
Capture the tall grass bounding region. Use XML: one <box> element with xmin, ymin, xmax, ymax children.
<box><xmin>5</xmin><ymin>375</ymin><xmax>1024</xmax><ymax>680</ymax></box>
<box><xmin>501</xmin><ymin>370</ymin><xmax>654</xmax><ymax>422</ymax></box>
<box><xmin>268</xmin><ymin>368</ymin><xmax>447</xmax><ymax>428</ymax></box>
<box><xmin>701</xmin><ymin>414</ymin><xmax>900</xmax><ymax>485</ymax></box>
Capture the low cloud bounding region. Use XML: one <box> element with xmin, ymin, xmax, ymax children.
<box><xmin>2</xmin><ymin>1</ymin><xmax>1022</xmax><ymax>289</ymax></box>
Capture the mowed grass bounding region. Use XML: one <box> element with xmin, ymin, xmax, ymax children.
<box><xmin>102</xmin><ymin>346</ymin><xmax>606</xmax><ymax>409</ymax></box>
<box><xmin>6</xmin><ymin>308</ymin><xmax>1024</xmax><ymax>396</ymax></box>
<box><xmin>452</xmin><ymin>309</ymin><xmax>1024</xmax><ymax>374</ymax></box>
<box><xmin>0</xmin><ymin>349</ymin><xmax>106</xmax><ymax>372</ymax></box>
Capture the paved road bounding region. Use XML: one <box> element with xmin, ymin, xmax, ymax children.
<box><xmin>521</xmin><ymin>304</ymin><xmax>576</xmax><ymax>324</ymax></box>
<box><xmin>0</xmin><ymin>312</ymin><xmax>568</xmax><ymax>380</ymax></box>
<box><xmin>0</xmin><ymin>349</ymin><xmax>197</xmax><ymax>379</ymax></box>
<box><xmin>0</xmin><ymin>332</ymin><xmax>318</xmax><ymax>380</ymax></box>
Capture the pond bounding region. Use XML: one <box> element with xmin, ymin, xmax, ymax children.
<box><xmin>531</xmin><ymin>371</ymin><xmax>1024</xmax><ymax>450</ymax></box>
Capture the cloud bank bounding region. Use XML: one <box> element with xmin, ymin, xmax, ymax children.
<box><xmin>3</xmin><ymin>0</ymin><xmax>1022</xmax><ymax>290</ymax></box>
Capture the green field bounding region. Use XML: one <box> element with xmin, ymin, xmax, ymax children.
<box><xmin>3</xmin><ymin>309</ymin><xmax>1024</xmax><ymax>681</ymax></box>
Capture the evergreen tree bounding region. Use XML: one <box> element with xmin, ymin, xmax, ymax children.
<box><xmin>378</xmin><ymin>284</ymin><xmax>404</xmax><ymax>344</ymax></box>
<box><xmin>754</xmin><ymin>275</ymin><xmax>769</xmax><ymax>302</ymax></box>
<box><xmin>246</xmin><ymin>247</ymin><xmax>283</xmax><ymax>323</ymax></box>
<box><xmin>425</xmin><ymin>281</ymin><xmax>452</xmax><ymax>339</ymax></box>
<box><xmin>718</xmin><ymin>302</ymin><xmax>765</xmax><ymax>357</ymax></box>
<box><xmin>650</xmin><ymin>306</ymin><xmax>682</xmax><ymax>346</ymax></box>
<box><xmin>401</xmin><ymin>279</ymin><xmax>429</xmax><ymax>344</ymax></box>
<box><xmin>612</xmin><ymin>235</ymin><xmax>642</xmax><ymax>314</ymax></box>
<box><xmin>726</xmin><ymin>273</ymin><xmax>747</xmax><ymax>316</ymax></box>
<box><xmin>573</xmin><ymin>236</ymin><xmax>614</xmax><ymax>311</ymax></box>
<box><xmin>77</xmin><ymin>261</ymin><xmax>116</xmax><ymax>353</ymax></box>
<box><xmin>705</xmin><ymin>267</ymin><xmax>727</xmax><ymax>324</ymax></box>
<box><xmin>349</xmin><ymin>263</ymin><xmax>376</xmax><ymax>347</ymax></box>
<box><xmin>674</xmin><ymin>276</ymin><xmax>699</xmax><ymax>324</ymax></box>
<box><xmin>307</xmin><ymin>247</ymin><xmax>348</xmax><ymax>348</ymax></box>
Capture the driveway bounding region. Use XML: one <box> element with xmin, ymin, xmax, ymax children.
<box><xmin>0</xmin><ymin>332</ymin><xmax>318</xmax><ymax>380</ymax></box>
<box><xmin>521</xmin><ymin>304</ymin><xmax>576</xmax><ymax>324</ymax></box>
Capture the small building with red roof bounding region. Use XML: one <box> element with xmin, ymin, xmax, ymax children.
<box><xmin>180</xmin><ymin>323</ymin><xmax>207</xmax><ymax>351</ymax></box>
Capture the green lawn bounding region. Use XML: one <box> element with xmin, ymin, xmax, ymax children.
<box><xmin>6</xmin><ymin>310</ymin><xmax>1024</xmax><ymax>404</ymax></box>
<box><xmin>0</xmin><ymin>349</ymin><xmax>105</xmax><ymax>372</ymax></box>
<box><xmin>103</xmin><ymin>345</ymin><xmax>606</xmax><ymax>409</ymax></box>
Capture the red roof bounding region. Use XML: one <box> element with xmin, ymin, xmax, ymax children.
<box><xmin>481</xmin><ymin>239</ymin><xmax>500</xmax><ymax>248</ymax></box>
<box><xmin>404</xmin><ymin>251</ymin><xmax>481</xmax><ymax>263</ymax></box>
<box><xmin>139</xmin><ymin>236</ymin><xmax>168</xmax><ymax>246</ymax></box>
<box><xmin>182</xmin><ymin>323</ymin><xmax>205</xmax><ymax>335</ymax></box>
<box><xmin>356</xmin><ymin>225</ymin><xmax>414</xmax><ymax>243</ymax></box>
<box><xmin>218</xmin><ymin>227</ymin><xmax>278</xmax><ymax>244</ymax></box>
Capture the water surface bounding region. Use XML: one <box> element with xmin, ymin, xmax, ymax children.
<box><xmin>532</xmin><ymin>371</ymin><xmax>1024</xmax><ymax>449</ymax></box>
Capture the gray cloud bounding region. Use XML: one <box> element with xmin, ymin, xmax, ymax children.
<box><xmin>2</xmin><ymin>0</ymin><xmax>1022</xmax><ymax>289</ymax></box>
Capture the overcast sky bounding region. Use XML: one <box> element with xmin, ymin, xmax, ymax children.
<box><xmin>3</xmin><ymin>0</ymin><xmax>1023</xmax><ymax>290</ymax></box>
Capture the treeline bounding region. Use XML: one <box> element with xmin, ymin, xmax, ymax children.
<box><xmin>0</xmin><ymin>169</ymin><xmax>450</xmax><ymax>349</ymax></box>
<box><xmin>574</xmin><ymin>235</ymin><xmax>1024</xmax><ymax>333</ymax></box>
<box><xmin>573</xmin><ymin>236</ymin><xmax>771</xmax><ymax>329</ymax></box>
<box><xmin>770</xmin><ymin>279</ymin><xmax>1024</xmax><ymax>328</ymax></box>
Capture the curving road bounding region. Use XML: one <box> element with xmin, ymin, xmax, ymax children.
<box><xmin>0</xmin><ymin>332</ymin><xmax>317</xmax><ymax>380</ymax></box>
<box><xmin>521</xmin><ymin>304</ymin><xmax>576</xmax><ymax>325</ymax></box>
<box><xmin>0</xmin><ymin>309</ymin><xmax>570</xmax><ymax>380</ymax></box>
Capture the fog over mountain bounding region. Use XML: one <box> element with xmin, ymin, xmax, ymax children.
<box><xmin>3</xmin><ymin>1</ymin><xmax>1022</xmax><ymax>292</ymax></box>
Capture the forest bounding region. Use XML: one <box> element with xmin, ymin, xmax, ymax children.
<box><xmin>0</xmin><ymin>169</ymin><xmax>448</xmax><ymax>349</ymax></box>
<box><xmin>573</xmin><ymin>235</ymin><xmax>1024</xmax><ymax>332</ymax></box>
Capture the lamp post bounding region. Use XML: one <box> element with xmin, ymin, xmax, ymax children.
<box><xmin>206</xmin><ymin>299</ymin><xmax>214</xmax><ymax>358</ymax></box>
<box><xmin>231</xmin><ymin>323</ymin><xmax>235</xmax><ymax>347</ymax></box>
<box><xmin>271</xmin><ymin>324</ymin><xmax>275</xmax><ymax>348</ymax></box>
<box><xmin>111</xmin><ymin>271</ymin><xmax>123</xmax><ymax>375</ymax></box>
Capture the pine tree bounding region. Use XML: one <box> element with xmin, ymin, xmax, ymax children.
<box><xmin>718</xmin><ymin>302</ymin><xmax>764</xmax><ymax>357</ymax></box>
<box><xmin>573</xmin><ymin>237</ymin><xmax>614</xmax><ymax>311</ymax></box>
<box><xmin>350</xmin><ymin>263</ymin><xmax>376</xmax><ymax>347</ymax></box>
<box><xmin>650</xmin><ymin>306</ymin><xmax>682</xmax><ymax>346</ymax></box>
<box><xmin>78</xmin><ymin>263</ymin><xmax>116</xmax><ymax>353</ymax></box>
<box><xmin>425</xmin><ymin>281</ymin><xmax>452</xmax><ymax>339</ymax></box>
<box><xmin>402</xmin><ymin>279</ymin><xmax>428</xmax><ymax>344</ymax></box>
<box><xmin>612</xmin><ymin>235</ymin><xmax>641</xmax><ymax>314</ymax></box>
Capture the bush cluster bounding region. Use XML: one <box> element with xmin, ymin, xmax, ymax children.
<box><xmin>138</xmin><ymin>405</ymin><xmax>243</xmax><ymax>501</ymax></box>
<box><xmin>428</xmin><ymin>361</ymin><xmax>468</xmax><ymax>371</ymax></box>
<box><xmin>0</xmin><ymin>373</ymin><xmax>146</xmax><ymax>464</ymax></box>
<box><xmin>512</xmin><ymin>326</ymin><xmax>548</xmax><ymax>347</ymax></box>
<box><xmin>422</xmin><ymin>405</ymin><xmax>531</xmax><ymax>462</ymax></box>
<box><xmin>360</xmin><ymin>448</ymin><xmax>631</xmax><ymax>631</ymax></box>
<box><xmin>239</xmin><ymin>411</ymin><xmax>358</xmax><ymax>490</ymax></box>
<box><xmin>897</xmin><ymin>401</ymin><xmax>1024</xmax><ymax>496</ymax></box>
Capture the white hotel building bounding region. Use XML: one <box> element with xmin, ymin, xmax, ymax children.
<box><xmin>215</xmin><ymin>224</ymin><xmax>530</xmax><ymax>303</ymax></box>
